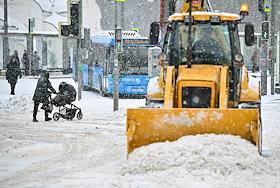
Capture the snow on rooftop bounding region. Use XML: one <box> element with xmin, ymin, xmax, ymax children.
<box><xmin>44</xmin><ymin>11</ymin><xmax>67</xmax><ymax>30</ymax></box>
<box><xmin>0</xmin><ymin>17</ymin><xmax>27</xmax><ymax>31</ymax></box>
<box><xmin>35</xmin><ymin>0</ymin><xmax>67</xmax><ymax>13</ymax></box>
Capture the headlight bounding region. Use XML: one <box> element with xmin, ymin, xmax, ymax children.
<box><xmin>182</xmin><ymin>87</ymin><xmax>211</xmax><ymax>108</ymax></box>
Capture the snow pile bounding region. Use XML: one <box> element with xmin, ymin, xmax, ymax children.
<box><xmin>262</xmin><ymin>98</ymin><xmax>280</xmax><ymax>112</ymax></box>
<box><xmin>147</xmin><ymin>77</ymin><xmax>162</xmax><ymax>95</ymax></box>
<box><xmin>0</xmin><ymin>95</ymin><xmax>33</xmax><ymax>114</ymax></box>
<box><xmin>113</xmin><ymin>108</ymin><xmax>126</xmax><ymax>119</ymax></box>
<box><xmin>122</xmin><ymin>134</ymin><xmax>274</xmax><ymax>177</ymax></box>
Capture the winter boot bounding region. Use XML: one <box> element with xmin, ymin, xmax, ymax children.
<box><xmin>45</xmin><ymin>117</ymin><xmax>52</xmax><ymax>121</ymax></box>
<box><xmin>33</xmin><ymin>104</ymin><xmax>39</xmax><ymax>122</ymax></box>
<box><xmin>45</xmin><ymin>112</ymin><xmax>52</xmax><ymax>121</ymax></box>
<box><xmin>10</xmin><ymin>84</ymin><xmax>15</xmax><ymax>95</ymax></box>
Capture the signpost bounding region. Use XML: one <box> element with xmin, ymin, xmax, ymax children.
<box><xmin>3</xmin><ymin>0</ymin><xmax>9</xmax><ymax>69</ymax></box>
<box><xmin>112</xmin><ymin>0</ymin><xmax>125</xmax><ymax>111</ymax></box>
<box><xmin>259</xmin><ymin>0</ymin><xmax>270</xmax><ymax>95</ymax></box>
<box><xmin>27</xmin><ymin>18</ymin><xmax>35</xmax><ymax>76</ymax></box>
<box><xmin>77</xmin><ymin>0</ymin><xmax>82</xmax><ymax>100</ymax></box>
<box><xmin>270</xmin><ymin>0</ymin><xmax>276</xmax><ymax>95</ymax></box>
<box><xmin>67</xmin><ymin>0</ymin><xmax>83</xmax><ymax>100</ymax></box>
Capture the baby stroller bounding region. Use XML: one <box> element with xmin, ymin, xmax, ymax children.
<box><xmin>51</xmin><ymin>82</ymin><xmax>83</xmax><ymax>121</ymax></box>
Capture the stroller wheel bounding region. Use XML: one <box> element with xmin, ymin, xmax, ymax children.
<box><xmin>77</xmin><ymin>110</ymin><xmax>83</xmax><ymax>120</ymax></box>
<box><xmin>53</xmin><ymin>112</ymin><xmax>60</xmax><ymax>121</ymax></box>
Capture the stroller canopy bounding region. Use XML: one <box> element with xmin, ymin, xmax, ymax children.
<box><xmin>52</xmin><ymin>82</ymin><xmax>77</xmax><ymax>106</ymax></box>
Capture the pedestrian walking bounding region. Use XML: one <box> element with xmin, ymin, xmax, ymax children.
<box><xmin>32</xmin><ymin>51</ymin><xmax>40</xmax><ymax>76</ymax></box>
<box><xmin>22</xmin><ymin>50</ymin><xmax>29</xmax><ymax>76</ymax></box>
<box><xmin>6</xmin><ymin>50</ymin><xmax>22</xmax><ymax>95</ymax></box>
<box><xmin>13</xmin><ymin>50</ymin><xmax>20</xmax><ymax>66</ymax></box>
<box><xmin>32</xmin><ymin>70</ymin><xmax>56</xmax><ymax>122</ymax></box>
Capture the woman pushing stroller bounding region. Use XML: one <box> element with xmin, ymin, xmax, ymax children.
<box><xmin>32</xmin><ymin>70</ymin><xmax>56</xmax><ymax>122</ymax></box>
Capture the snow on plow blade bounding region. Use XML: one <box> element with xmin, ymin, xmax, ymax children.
<box><xmin>127</xmin><ymin>108</ymin><xmax>261</xmax><ymax>154</ymax></box>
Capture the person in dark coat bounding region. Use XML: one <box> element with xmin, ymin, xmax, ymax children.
<box><xmin>32</xmin><ymin>70</ymin><xmax>56</xmax><ymax>122</ymax></box>
<box><xmin>32</xmin><ymin>51</ymin><xmax>40</xmax><ymax>76</ymax></box>
<box><xmin>6</xmin><ymin>51</ymin><xmax>22</xmax><ymax>95</ymax></box>
<box><xmin>192</xmin><ymin>26</ymin><xmax>225</xmax><ymax>64</ymax></box>
<box><xmin>22</xmin><ymin>50</ymin><xmax>29</xmax><ymax>76</ymax></box>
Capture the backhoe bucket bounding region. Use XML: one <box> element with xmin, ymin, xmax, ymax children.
<box><xmin>127</xmin><ymin>108</ymin><xmax>262</xmax><ymax>154</ymax></box>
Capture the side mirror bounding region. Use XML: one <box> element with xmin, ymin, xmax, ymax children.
<box><xmin>245</xmin><ymin>24</ymin><xmax>255</xmax><ymax>46</ymax></box>
<box><xmin>149</xmin><ymin>22</ymin><xmax>160</xmax><ymax>45</ymax></box>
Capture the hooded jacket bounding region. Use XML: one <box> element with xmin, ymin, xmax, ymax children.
<box><xmin>32</xmin><ymin>71</ymin><xmax>56</xmax><ymax>103</ymax></box>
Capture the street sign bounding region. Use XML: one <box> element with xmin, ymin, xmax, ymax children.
<box><xmin>264</xmin><ymin>0</ymin><xmax>271</xmax><ymax>13</ymax></box>
<box><xmin>261</xmin><ymin>21</ymin><xmax>269</xmax><ymax>40</ymax></box>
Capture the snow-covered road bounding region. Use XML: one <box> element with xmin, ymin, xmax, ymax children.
<box><xmin>0</xmin><ymin>76</ymin><xmax>279</xmax><ymax>188</ymax></box>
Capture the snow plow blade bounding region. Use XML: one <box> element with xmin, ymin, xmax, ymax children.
<box><xmin>127</xmin><ymin>108</ymin><xmax>261</xmax><ymax>154</ymax></box>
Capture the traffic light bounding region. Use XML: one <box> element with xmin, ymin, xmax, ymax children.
<box><xmin>115</xmin><ymin>27</ymin><xmax>123</xmax><ymax>53</ymax></box>
<box><xmin>149</xmin><ymin>22</ymin><xmax>160</xmax><ymax>45</ymax></box>
<box><xmin>261</xmin><ymin>21</ymin><xmax>269</xmax><ymax>40</ymax></box>
<box><xmin>59</xmin><ymin>22</ymin><xmax>71</xmax><ymax>36</ymax></box>
<box><xmin>70</xmin><ymin>3</ymin><xmax>80</xmax><ymax>36</ymax></box>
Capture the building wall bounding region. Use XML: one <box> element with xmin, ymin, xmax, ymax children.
<box><xmin>211</xmin><ymin>0</ymin><xmax>262</xmax><ymax>33</ymax></box>
<box><xmin>96</xmin><ymin>0</ymin><xmax>279</xmax><ymax>36</ymax></box>
<box><xmin>96</xmin><ymin>0</ymin><xmax>160</xmax><ymax>37</ymax></box>
<box><xmin>0</xmin><ymin>0</ymin><xmax>44</xmax><ymax>31</ymax></box>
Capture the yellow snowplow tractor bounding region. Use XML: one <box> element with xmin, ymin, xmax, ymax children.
<box><xmin>127</xmin><ymin>2</ymin><xmax>262</xmax><ymax>155</ymax></box>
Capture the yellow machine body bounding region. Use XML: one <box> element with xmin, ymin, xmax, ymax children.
<box><xmin>127</xmin><ymin>65</ymin><xmax>261</xmax><ymax>153</ymax></box>
<box><xmin>127</xmin><ymin>108</ymin><xmax>260</xmax><ymax>154</ymax></box>
<box><xmin>126</xmin><ymin>2</ymin><xmax>261</xmax><ymax>155</ymax></box>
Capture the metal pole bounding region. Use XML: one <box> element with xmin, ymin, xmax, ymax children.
<box><xmin>277</xmin><ymin>31</ymin><xmax>280</xmax><ymax>86</ymax></box>
<box><xmin>270</xmin><ymin>0</ymin><xmax>276</xmax><ymax>95</ymax></box>
<box><xmin>160</xmin><ymin>0</ymin><xmax>168</xmax><ymax>39</ymax></box>
<box><xmin>113</xmin><ymin>1</ymin><xmax>119</xmax><ymax>111</ymax></box>
<box><xmin>27</xmin><ymin>18</ymin><xmax>34</xmax><ymax>76</ymax></box>
<box><xmin>77</xmin><ymin>0</ymin><xmax>83</xmax><ymax>100</ymax></box>
<box><xmin>186</xmin><ymin>0</ymin><xmax>193</xmax><ymax>68</ymax></box>
<box><xmin>62</xmin><ymin>38</ymin><xmax>68</xmax><ymax>74</ymax></box>
<box><xmin>114</xmin><ymin>2</ymin><xmax>118</xmax><ymax>28</ymax></box>
<box><xmin>261</xmin><ymin>13</ymin><xmax>268</xmax><ymax>96</ymax></box>
<box><xmin>113</xmin><ymin>56</ymin><xmax>119</xmax><ymax>111</ymax></box>
<box><xmin>121</xmin><ymin>2</ymin><xmax>124</xmax><ymax>29</ymax></box>
<box><xmin>3</xmin><ymin>0</ymin><xmax>9</xmax><ymax>69</ymax></box>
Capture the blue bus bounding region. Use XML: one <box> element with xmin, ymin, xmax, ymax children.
<box><xmin>80</xmin><ymin>31</ymin><xmax>156</xmax><ymax>97</ymax></box>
